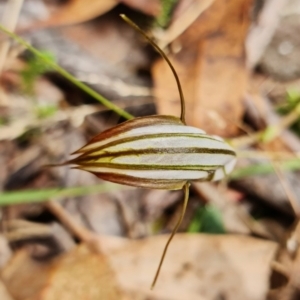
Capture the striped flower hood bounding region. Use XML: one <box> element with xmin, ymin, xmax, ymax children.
<box><xmin>68</xmin><ymin>115</ymin><xmax>236</xmax><ymax>190</ymax></box>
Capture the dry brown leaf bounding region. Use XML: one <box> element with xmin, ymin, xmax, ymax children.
<box><xmin>2</xmin><ymin>245</ymin><xmax>121</xmax><ymax>300</ymax></box>
<box><xmin>1</xmin><ymin>249</ymin><xmax>50</xmax><ymax>300</ymax></box>
<box><xmin>100</xmin><ymin>234</ymin><xmax>277</xmax><ymax>300</ymax></box>
<box><xmin>120</xmin><ymin>0</ymin><xmax>161</xmax><ymax>16</ymax></box>
<box><xmin>2</xmin><ymin>234</ymin><xmax>277</xmax><ymax>300</ymax></box>
<box><xmin>0</xmin><ymin>280</ymin><xmax>14</xmax><ymax>300</ymax></box>
<box><xmin>41</xmin><ymin>244</ymin><xmax>121</xmax><ymax>300</ymax></box>
<box><xmin>18</xmin><ymin>0</ymin><xmax>160</xmax><ymax>32</ymax></box>
<box><xmin>153</xmin><ymin>0</ymin><xmax>253</xmax><ymax>137</ymax></box>
<box><xmin>18</xmin><ymin>0</ymin><xmax>118</xmax><ymax>31</ymax></box>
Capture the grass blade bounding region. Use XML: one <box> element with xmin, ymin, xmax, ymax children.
<box><xmin>0</xmin><ymin>183</ymin><xmax>130</xmax><ymax>206</ymax></box>
<box><xmin>0</xmin><ymin>24</ymin><xmax>133</xmax><ymax>120</ymax></box>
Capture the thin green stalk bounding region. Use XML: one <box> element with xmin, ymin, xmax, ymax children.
<box><xmin>0</xmin><ymin>24</ymin><xmax>133</xmax><ymax>120</ymax></box>
<box><xmin>0</xmin><ymin>183</ymin><xmax>130</xmax><ymax>206</ymax></box>
<box><xmin>230</xmin><ymin>159</ymin><xmax>300</xmax><ymax>179</ymax></box>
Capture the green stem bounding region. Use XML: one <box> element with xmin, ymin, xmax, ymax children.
<box><xmin>0</xmin><ymin>183</ymin><xmax>129</xmax><ymax>206</ymax></box>
<box><xmin>0</xmin><ymin>24</ymin><xmax>133</xmax><ymax>120</ymax></box>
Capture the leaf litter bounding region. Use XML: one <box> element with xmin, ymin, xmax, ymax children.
<box><xmin>0</xmin><ymin>0</ymin><xmax>300</xmax><ymax>299</ymax></box>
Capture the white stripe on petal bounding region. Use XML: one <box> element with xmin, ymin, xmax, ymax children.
<box><xmin>93</xmin><ymin>136</ymin><xmax>230</xmax><ymax>154</ymax></box>
<box><xmin>112</xmin><ymin>153</ymin><xmax>234</xmax><ymax>166</ymax></box>
<box><xmin>80</xmin><ymin>125</ymin><xmax>206</xmax><ymax>152</ymax></box>
<box><xmin>82</xmin><ymin>167</ymin><xmax>210</xmax><ymax>180</ymax></box>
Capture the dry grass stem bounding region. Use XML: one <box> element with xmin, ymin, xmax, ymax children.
<box><xmin>271</xmin><ymin>162</ymin><xmax>300</xmax><ymax>216</ymax></box>
<box><xmin>44</xmin><ymin>201</ymin><xmax>94</xmax><ymax>243</ymax></box>
<box><xmin>0</xmin><ymin>0</ymin><xmax>24</xmax><ymax>74</ymax></box>
<box><xmin>156</xmin><ymin>0</ymin><xmax>214</xmax><ymax>49</ymax></box>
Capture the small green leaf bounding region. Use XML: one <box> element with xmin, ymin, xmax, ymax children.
<box><xmin>156</xmin><ymin>0</ymin><xmax>178</xmax><ymax>28</ymax></box>
<box><xmin>259</xmin><ymin>125</ymin><xmax>279</xmax><ymax>143</ymax></box>
<box><xmin>188</xmin><ymin>205</ymin><xmax>225</xmax><ymax>234</ymax></box>
<box><xmin>287</xmin><ymin>89</ymin><xmax>300</xmax><ymax>104</ymax></box>
<box><xmin>36</xmin><ymin>105</ymin><xmax>58</xmax><ymax>119</ymax></box>
<box><xmin>21</xmin><ymin>51</ymin><xmax>56</xmax><ymax>95</ymax></box>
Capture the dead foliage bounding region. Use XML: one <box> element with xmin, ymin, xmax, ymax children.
<box><xmin>0</xmin><ymin>0</ymin><xmax>300</xmax><ymax>299</ymax></box>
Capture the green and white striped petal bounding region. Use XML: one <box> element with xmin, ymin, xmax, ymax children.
<box><xmin>68</xmin><ymin>115</ymin><xmax>236</xmax><ymax>189</ymax></box>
